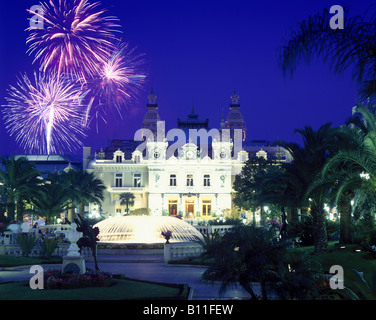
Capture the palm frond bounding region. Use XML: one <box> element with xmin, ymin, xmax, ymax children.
<box><xmin>279</xmin><ymin>7</ymin><xmax>376</xmax><ymax>99</ymax></box>
<box><xmin>333</xmin><ymin>174</ymin><xmax>363</xmax><ymax>205</ymax></box>
<box><xmin>358</xmin><ymin>80</ymin><xmax>376</xmax><ymax>102</ymax></box>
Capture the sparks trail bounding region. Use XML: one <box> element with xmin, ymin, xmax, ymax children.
<box><xmin>3</xmin><ymin>0</ymin><xmax>147</xmax><ymax>153</ymax></box>
<box><xmin>26</xmin><ymin>0</ymin><xmax>121</xmax><ymax>79</ymax></box>
<box><xmin>2</xmin><ymin>72</ymin><xmax>86</xmax><ymax>155</ymax></box>
<box><xmin>79</xmin><ymin>43</ymin><xmax>147</xmax><ymax>131</ymax></box>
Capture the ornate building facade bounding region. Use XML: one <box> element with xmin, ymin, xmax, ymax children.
<box><xmin>83</xmin><ymin>90</ymin><xmax>290</xmax><ymax>219</ymax></box>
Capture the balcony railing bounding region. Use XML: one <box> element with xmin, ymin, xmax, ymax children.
<box><xmin>108</xmin><ymin>186</ymin><xmax>145</xmax><ymax>193</ymax></box>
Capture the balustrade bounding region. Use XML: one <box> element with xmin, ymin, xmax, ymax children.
<box><xmin>0</xmin><ymin>224</ymin><xmax>91</xmax><ymax>258</ymax></box>
<box><xmin>164</xmin><ymin>242</ymin><xmax>203</xmax><ymax>262</ymax></box>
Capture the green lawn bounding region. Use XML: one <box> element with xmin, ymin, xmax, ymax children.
<box><xmin>289</xmin><ymin>242</ymin><xmax>376</xmax><ymax>299</ymax></box>
<box><xmin>0</xmin><ymin>278</ymin><xmax>189</xmax><ymax>300</ymax></box>
<box><xmin>0</xmin><ymin>255</ymin><xmax>189</xmax><ymax>300</ymax></box>
<box><xmin>0</xmin><ymin>255</ymin><xmax>62</xmax><ymax>267</ymax></box>
<box><xmin>295</xmin><ymin>242</ymin><xmax>376</xmax><ymax>281</ymax></box>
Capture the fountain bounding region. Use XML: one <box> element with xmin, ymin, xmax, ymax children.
<box><xmin>93</xmin><ymin>216</ymin><xmax>204</xmax><ymax>256</ymax></box>
<box><xmin>94</xmin><ymin>216</ymin><xmax>203</xmax><ymax>244</ymax></box>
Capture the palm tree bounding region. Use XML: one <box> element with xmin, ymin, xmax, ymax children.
<box><xmin>279</xmin><ymin>8</ymin><xmax>376</xmax><ymax>101</ymax></box>
<box><xmin>32</xmin><ymin>174</ymin><xmax>69</xmax><ymax>224</ymax></box>
<box><xmin>77</xmin><ymin>171</ymin><xmax>106</xmax><ymax>217</ymax></box>
<box><xmin>276</xmin><ymin>123</ymin><xmax>336</xmax><ymax>255</ymax></box>
<box><xmin>0</xmin><ymin>155</ymin><xmax>40</xmax><ymax>221</ymax></box>
<box><xmin>279</xmin><ymin>9</ymin><xmax>376</xmax><ymax>241</ymax></box>
<box><xmin>309</xmin><ymin>165</ymin><xmax>358</xmax><ymax>245</ymax></box>
<box><xmin>352</xmin><ymin>183</ymin><xmax>376</xmax><ymax>242</ymax></box>
<box><xmin>0</xmin><ymin>187</ymin><xmax>7</xmax><ymax>221</ymax></box>
<box><xmin>59</xmin><ymin>169</ymin><xmax>106</xmax><ymax>222</ymax></box>
<box><xmin>119</xmin><ymin>192</ymin><xmax>135</xmax><ymax>215</ymax></box>
<box><xmin>319</xmin><ymin>104</ymin><xmax>376</xmax><ymax>242</ymax></box>
<box><xmin>59</xmin><ymin>168</ymin><xmax>82</xmax><ymax>222</ymax></box>
<box><xmin>257</xmin><ymin>145</ymin><xmax>307</xmax><ymax>223</ymax></box>
<box><xmin>307</xmin><ymin>121</ymin><xmax>367</xmax><ymax>244</ymax></box>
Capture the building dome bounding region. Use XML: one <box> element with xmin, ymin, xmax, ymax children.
<box><xmin>94</xmin><ymin>216</ymin><xmax>203</xmax><ymax>244</ymax></box>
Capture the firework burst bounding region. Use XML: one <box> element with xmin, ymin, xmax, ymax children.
<box><xmin>26</xmin><ymin>0</ymin><xmax>121</xmax><ymax>78</ymax></box>
<box><xmin>2</xmin><ymin>72</ymin><xmax>86</xmax><ymax>155</ymax></box>
<box><xmin>80</xmin><ymin>43</ymin><xmax>147</xmax><ymax>130</ymax></box>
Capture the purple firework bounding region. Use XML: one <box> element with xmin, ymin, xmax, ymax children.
<box><xmin>26</xmin><ymin>0</ymin><xmax>121</xmax><ymax>78</ymax></box>
<box><xmin>2</xmin><ymin>72</ymin><xmax>86</xmax><ymax>155</ymax></box>
<box><xmin>80</xmin><ymin>43</ymin><xmax>147</xmax><ymax>130</ymax></box>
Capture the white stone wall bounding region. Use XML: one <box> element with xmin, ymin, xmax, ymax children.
<box><xmin>88</xmin><ymin>143</ymin><xmax>247</xmax><ymax>218</ymax></box>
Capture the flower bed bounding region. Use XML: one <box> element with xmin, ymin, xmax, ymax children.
<box><xmin>45</xmin><ymin>269</ymin><xmax>113</xmax><ymax>290</ymax></box>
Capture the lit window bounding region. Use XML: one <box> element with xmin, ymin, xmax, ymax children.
<box><xmin>202</xmin><ymin>200</ymin><xmax>212</xmax><ymax>216</ymax></box>
<box><xmin>170</xmin><ymin>174</ymin><xmax>177</xmax><ymax>186</ymax></box>
<box><xmin>203</xmin><ymin>174</ymin><xmax>210</xmax><ymax>186</ymax></box>
<box><xmin>186</xmin><ymin>174</ymin><xmax>193</xmax><ymax>186</ymax></box>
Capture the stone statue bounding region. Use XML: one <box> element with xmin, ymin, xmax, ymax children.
<box><xmin>62</xmin><ymin>222</ymin><xmax>86</xmax><ymax>274</ymax></box>
<box><xmin>66</xmin><ymin>223</ymin><xmax>82</xmax><ymax>257</ymax></box>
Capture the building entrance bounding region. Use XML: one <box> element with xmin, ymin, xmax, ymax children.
<box><xmin>185</xmin><ymin>199</ymin><xmax>195</xmax><ymax>218</ymax></box>
<box><xmin>168</xmin><ymin>199</ymin><xmax>178</xmax><ymax>216</ymax></box>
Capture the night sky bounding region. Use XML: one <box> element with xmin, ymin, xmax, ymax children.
<box><xmin>0</xmin><ymin>0</ymin><xmax>374</xmax><ymax>156</ymax></box>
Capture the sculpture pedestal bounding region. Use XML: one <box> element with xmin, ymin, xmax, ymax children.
<box><xmin>62</xmin><ymin>222</ymin><xmax>85</xmax><ymax>274</ymax></box>
<box><xmin>164</xmin><ymin>243</ymin><xmax>171</xmax><ymax>263</ymax></box>
<box><xmin>62</xmin><ymin>256</ymin><xmax>86</xmax><ymax>274</ymax></box>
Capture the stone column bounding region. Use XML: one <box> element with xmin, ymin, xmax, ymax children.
<box><xmin>196</xmin><ymin>194</ymin><xmax>201</xmax><ymax>218</ymax></box>
<box><xmin>215</xmin><ymin>193</ymin><xmax>220</xmax><ymax>216</ymax></box>
<box><xmin>161</xmin><ymin>193</ymin><xmax>165</xmax><ymax>215</ymax></box>
<box><xmin>179</xmin><ymin>194</ymin><xmax>183</xmax><ymax>215</ymax></box>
